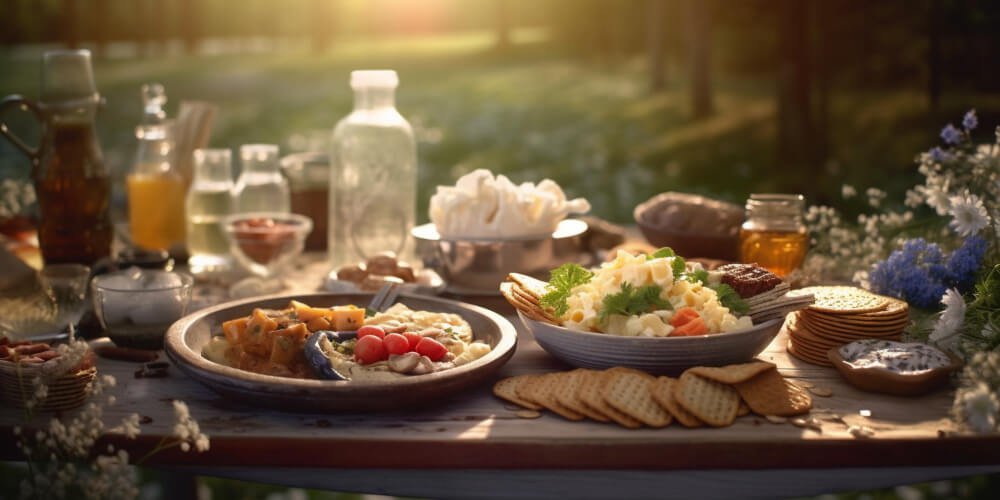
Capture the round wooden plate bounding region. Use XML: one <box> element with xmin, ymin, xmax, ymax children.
<box><xmin>164</xmin><ymin>292</ymin><xmax>517</xmax><ymax>411</ymax></box>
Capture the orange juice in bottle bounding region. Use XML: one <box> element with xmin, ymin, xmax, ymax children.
<box><xmin>739</xmin><ymin>194</ymin><xmax>809</xmax><ymax>277</ymax></box>
<box><xmin>127</xmin><ymin>84</ymin><xmax>186</xmax><ymax>251</ymax></box>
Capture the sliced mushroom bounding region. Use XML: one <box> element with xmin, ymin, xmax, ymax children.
<box><xmin>387</xmin><ymin>352</ymin><xmax>421</xmax><ymax>373</ymax></box>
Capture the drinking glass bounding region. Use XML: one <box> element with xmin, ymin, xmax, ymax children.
<box><xmin>38</xmin><ymin>264</ymin><xmax>91</xmax><ymax>338</ymax></box>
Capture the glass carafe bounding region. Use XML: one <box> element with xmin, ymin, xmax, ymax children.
<box><xmin>739</xmin><ymin>193</ymin><xmax>809</xmax><ymax>277</ymax></box>
<box><xmin>328</xmin><ymin>70</ymin><xmax>417</xmax><ymax>270</ymax></box>
<box><xmin>127</xmin><ymin>83</ymin><xmax>186</xmax><ymax>252</ymax></box>
<box><xmin>233</xmin><ymin>144</ymin><xmax>290</xmax><ymax>214</ymax></box>
<box><xmin>186</xmin><ymin>148</ymin><xmax>235</xmax><ymax>276</ymax></box>
<box><xmin>0</xmin><ymin>50</ymin><xmax>112</xmax><ymax>265</ymax></box>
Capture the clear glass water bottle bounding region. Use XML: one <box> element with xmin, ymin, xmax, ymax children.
<box><xmin>186</xmin><ymin>148</ymin><xmax>235</xmax><ymax>275</ymax></box>
<box><xmin>233</xmin><ymin>144</ymin><xmax>290</xmax><ymax>214</ymax></box>
<box><xmin>328</xmin><ymin>70</ymin><xmax>417</xmax><ymax>270</ymax></box>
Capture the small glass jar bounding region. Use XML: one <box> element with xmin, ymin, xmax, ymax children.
<box><xmin>739</xmin><ymin>194</ymin><xmax>809</xmax><ymax>277</ymax></box>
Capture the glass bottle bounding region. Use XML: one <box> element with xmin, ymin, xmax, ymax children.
<box><xmin>186</xmin><ymin>148</ymin><xmax>235</xmax><ymax>275</ymax></box>
<box><xmin>739</xmin><ymin>194</ymin><xmax>809</xmax><ymax>278</ymax></box>
<box><xmin>233</xmin><ymin>144</ymin><xmax>290</xmax><ymax>214</ymax></box>
<box><xmin>127</xmin><ymin>83</ymin><xmax>186</xmax><ymax>252</ymax></box>
<box><xmin>328</xmin><ymin>70</ymin><xmax>417</xmax><ymax>269</ymax></box>
<box><xmin>0</xmin><ymin>50</ymin><xmax>112</xmax><ymax>265</ymax></box>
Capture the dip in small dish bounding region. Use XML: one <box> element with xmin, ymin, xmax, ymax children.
<box><xmin>828</xmin><ymin>339</ymin><xmax>962</xmax><ymax>396</ymax></box>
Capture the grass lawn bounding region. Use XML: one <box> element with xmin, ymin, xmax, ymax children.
<box><xmin>3</xmin><ymin>30</ymin><xmax>995</xmax><ymax>225</ymax></box>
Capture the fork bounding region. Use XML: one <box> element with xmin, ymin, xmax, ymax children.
<box><xmin>367</xmin><ymin>282</ymin><xmax>402</xmax><ymax>314</ymax></box>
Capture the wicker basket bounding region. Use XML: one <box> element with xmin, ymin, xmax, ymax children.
<box><xmin>0</xmin><ymin>359</ymin><xmax>97</xmax><ymax>412</ymax></box>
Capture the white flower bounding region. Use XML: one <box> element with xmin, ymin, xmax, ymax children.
<box><xmin>948</xmin><ymin>191</ymin><xmax>991</xmax><ymax>237</ymax></box>
<box><xmin>171</xmin><ymin>400</ymin><xmax>210</xmax><ymax>453</ymax></box>
<box><xmin>960</xmin><ymin>382</ymin><xmax>999</xmax><ymax>433</ymax></box>
<box><xmin>841</xmin><ymin>184</ymin><xmax>857</xmax><ymax>199</ymax></box>
<box><xmin>930</xmin><ymin>288</ymin><xmax>966</xmax><ymax>352</ymax></box>
<box><xmin>866</xmin><ymin>187</ymin><xmax>886</xmax><ymax>208</ymax></box>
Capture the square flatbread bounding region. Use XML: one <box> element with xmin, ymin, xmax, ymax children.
<box><xmin>603</xmin><ymin>370</ymin><xmax>672</xmax><ymax>428</ymax></box>
<box><xmin>650</xmin><ymin>377</ymin><xmax>702</xmax><ymax>428</ymax></box>
<box><xmin>673</xmin><ymin>371</ymin><xmax>740</xmax><ymax>427</ymax></box>
<box><xmin>493</xmin><ymin>375</ymin><xmax>542</xmax><ymax>410</ymax></box>
<box><xmin>734</xmin><ymin>368</ymin><xmax>813</xmax><ymax>417</ymax></box>
<box><xmin>519</xmin><ymin>372</ymin><xmax>585</xmax><ymax>421</ymax></box>
<box><xmin>580</xmin><ymin>369</ymin><xmax>643</xmax><ymax>429</ymax></box>
<box><xmin>555</xmin><ymin>369</ymin><xmax>611</xmax><ymax>422</ymax></box>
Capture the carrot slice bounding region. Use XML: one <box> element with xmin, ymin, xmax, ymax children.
<box><xmin>671</xmin><ymin>317</ymin><xmax>708</xmax><ymax>336</ymax></box>
<box><xmin>670</xmin><ymin>307</ymin><xmax>701</xmax><ymax>327</ymax></box>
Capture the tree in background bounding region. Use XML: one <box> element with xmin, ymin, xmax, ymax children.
<box><xmin>646</xmin><ymin>0</ymin><xmax>667</xmax><ymax>92</ymax></box>
<box><xmin>685</xmin><ymin>0</ymin><xmax>713</xmax><ymax>118</ymax></box>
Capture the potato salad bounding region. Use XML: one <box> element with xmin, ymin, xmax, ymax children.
<box><xmin>557</xmin><ymin>250</ymin><xmax>753</xmax><ymax>337</ymax></box>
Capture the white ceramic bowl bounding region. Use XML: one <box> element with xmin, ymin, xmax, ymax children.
<box><xmin>518</xmin><ymin>312</ymin><xmax>784</xmax><ymax>375</ymax></box>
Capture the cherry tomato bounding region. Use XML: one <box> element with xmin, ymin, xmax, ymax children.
<box><xmin>383</xmin><ymin>333</ymin><xmax>410</xmax><ymax>355</ymax></box>
<box><xmin>403</xmin><ymin>332</ymin><xmax>423</xmax><ymax>351</ymax></box>
<box><xmin>357</xmin><ymin>325</ymin><xmax>385</xmax><ymax>340</ymax></box>
<box><xmin>415</xmin><ymin>337</ymin><xmax>448</xmax><ymax>362</ymax></box>
<box><xmin>354</xmin><ymin>335</ymin><xmax>387</xmax><ymax>364</ymax></box>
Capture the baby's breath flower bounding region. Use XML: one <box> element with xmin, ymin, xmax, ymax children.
<box><xmin>959</xmin><ymin>382</ymin><xmax>998</xmax><ymax>433</ymax></box>
<box><xmin>841</xmin><ymin>184</ymin><xmax>857</xmax><ymax>199</ymax></box>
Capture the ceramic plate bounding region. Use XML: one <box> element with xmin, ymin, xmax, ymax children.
<box><xmin>164</xmin><ymin>292</ymin><xmax>516</xmax><ymax>411</ymax></box>
<box><xmin>519</xmin><ymin>312</ymin><xmax>783</xmax><ymax>375</ymax></box>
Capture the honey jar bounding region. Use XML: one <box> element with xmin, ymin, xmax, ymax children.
<box><xmin>739</xmin><ymin>194</ymin><xmax>809</xmax><ymax>277</ymax></box>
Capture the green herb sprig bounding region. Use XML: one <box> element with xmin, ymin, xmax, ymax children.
<box><xmin>599</xmin><ymin>282</ymin><xmax>672</xmax><ymax>323</ymax></box>
<box><xmin>540</xmin><ymin>263</ymin><xmax>594</xmax><ymax>316</ymax></box>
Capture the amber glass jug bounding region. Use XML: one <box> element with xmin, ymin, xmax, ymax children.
<box><xmin>0</xmin><ymin>50</ymin><xmax>112</xmax><ymax>265</ymax></box>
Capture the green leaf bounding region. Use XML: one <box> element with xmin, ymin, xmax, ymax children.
<box><xmin>671</xmin><ymin>256</ymin><xmax>687</xmax><ymax>277</ymax></box>
<box><xmin>540</xmin><ymin>263</ymin><xmax>594</xmax><ymax>317</ymax></box>
<box><xmin>648</xmin><ymin>247</ymin><xmax>676</xmax><ymax>260</ymax></box>
<box><xmin>711</xmin><ymin>283</ymin><xmax>749</xmax><ymax>316</ymax></box>
<box><xmin>599</xmin><ymin>282</ymin><xmax>672</xmax><ymax>323</ymax></box>
<box><xmin>688</xmin><ymin>269</ymin><xmax>709</xmax><ymax>285</ymax></box>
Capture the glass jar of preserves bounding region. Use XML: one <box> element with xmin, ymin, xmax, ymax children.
<box><xmin>739</xmin><ymin>194</ymin><xmax>809</xmax><ymax>277</ymax></box>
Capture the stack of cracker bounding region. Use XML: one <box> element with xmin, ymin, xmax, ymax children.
<box><xmin>784</xmin><ymin>286</ymin><xmax>909</xmax><ymax>367</ymax></box>
<box><xmin>500</xmin><ymin>273</ymin><xmax>559</xmax><ymax>324</ymax></box>
<box><xmin>493</xmin><ymin>361</ymin><xmax>812</xmax><ymax>429</ymax></box>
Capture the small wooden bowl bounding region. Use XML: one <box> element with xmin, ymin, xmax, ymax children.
<box><xmin>827</xmin><ymin>347</ymin><xmax>962</xmax><ymax>396</ymax></box>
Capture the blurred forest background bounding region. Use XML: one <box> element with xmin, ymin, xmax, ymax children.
<box><xmin>2</xmin><ymin>0</ymin><xmax>1000</xmax><ymax>223</ymax></box>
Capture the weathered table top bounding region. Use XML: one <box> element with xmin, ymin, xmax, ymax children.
<box><xmin>2</xmin><ymin>254</ymin><xmax>999</xmax><ymax>498</ymax></box>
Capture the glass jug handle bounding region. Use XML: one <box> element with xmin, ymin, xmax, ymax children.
<box><xmin>0</xmin><ymin>95</ymin><xmax>44</xmax><ymax>164</ymax></box>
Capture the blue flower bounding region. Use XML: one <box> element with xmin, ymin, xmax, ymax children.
<box><xmin>941</xmin><ymin>124</ymin><xmax>963</xmax><ymax>145</ymax></box>
<box><xmin>869</xmin><ymin>237</ymin><xmax>982</xmax><ymax>309</ymax></box>
<box><xmin>928</xmin><ymin>146</ymin><xmax>953</xmax><ymax>163</ymax></box>
<box><xmin>963</xmin><ymin>109</ymin><xmax>978</xmax><ymax>130</ymax></box>
<box><xmin>947</xmin><ymin>235</ymin><xmax>988</xmax><ymax>291</ymax></box>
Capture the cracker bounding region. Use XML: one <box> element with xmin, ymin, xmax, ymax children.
<box><xmin>580</xmin><ymin>369</ymin><xmax>643</xmax><ymax>429</ymax></box>
<box><xmin>673</xmin><ymin>371</ymin><xmax>740</xmax><ymax>427</ymax></box>
<box><xmin>555</xmin><ymin>369</ymin><xmax>611</xmax><ymax>422</ymax></box>
<box><xmin>520</xmin><ymin>373</ymin><xmax>585</xmax><ymax>421</ymax></box>
<box><xmin>493</xmin><ymin>375</ymin><xmax>542</xmax><ymax>410</ymax></box>
<box><xmin>506</xmin><ymin>273</ymin><xmax>550</xmax><ymax>301</ymax></box>
<box><xmin>687</xmin><ymin>361</ymin><xmax>776</xmax><ymax>385</ymax></box>
<box><xmin>650</xmin><ymin>377</ymin><xmax>702</xmax><ymax>428</ymax></box>
<box><xmin>603</xmin><ymin>370</ymin><xmax>672</xmax><ymax>428</ymax></box>
<box><xmin>737</xmin><ymin>401</ymin><xmax>751</xmax><ymax>417</ymax></box>
<box><xmin>734</xmin><ymin>369</ymin><xmax>813</xmax><ymax>417</ymax></box>
<box><xmin>786</xmin><ymin>340</ymin><xmax>833</xmax><ymax>367</ymax></box>
<box><xmin>789</xmin><ymin>286</ymin><xmax>888</xmax><ymax>315</ymax></box>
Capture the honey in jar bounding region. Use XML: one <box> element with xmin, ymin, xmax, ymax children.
<box><xmin>739</xmin><ymin>194</ymin><xmax>808</xmax><ymax>277</ymax></box>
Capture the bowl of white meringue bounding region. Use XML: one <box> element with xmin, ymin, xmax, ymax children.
<box><xmin>413</xmin><ymin>169</ymin><xmax>592</xmax><ymax>294</ymax></box>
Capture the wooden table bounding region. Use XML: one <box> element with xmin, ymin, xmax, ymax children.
<box><xmin>2</xmin><ymin>255</ymin><xmax>1000</xmax><ymax>498</ymax></box>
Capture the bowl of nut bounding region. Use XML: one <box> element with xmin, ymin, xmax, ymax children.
<box><xmin>325</xmin><ymin>251</ymin><xmax>444</xmax><ymax>295</ymax></box>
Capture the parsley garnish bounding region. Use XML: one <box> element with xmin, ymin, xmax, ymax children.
<box><xmin>540</xmin><ymin>263</ymin><xmax>594</xmax><ymax>316</ymax></box>
<box><xmin>648</xmin><ymin>247</ymin><xmax>676</xmax><ymax>260</ymax></box>
<box><xmin>599</xmin><ymin>282</ymin><xmax>672</xmax><ymax>323</ymax></box>
<box><xmin>711</xmin><ymin>283</ymin><xmax>749</xmax><ymax>315</ymax></box>
<box><xmin>647</xmin><ymin>247</ymin><xmax>690</xmax><ymax>280</ymax></box>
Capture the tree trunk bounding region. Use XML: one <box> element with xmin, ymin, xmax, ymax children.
<box><xmin>495</xmin><ymin>0</ymin><xmax>512</xmax><ymax>52</ymax></box>
<box><xmin>93</xmin><ymin>0</ymin><xmax>109</xmax><ymax>58</ymax></box>
<box><xmin>647</xmin><ymin>0</ymin><xmax>667</xmax><ymax>92</ymax></box>
<box><xmin>928</xmin><ymin>0</ymin><xmax>942</xmax><ymax>111</ymax></box>
<box><xmin>179</xmin><ymin>0</ymin><xmax>199</xmax><ymax>55</ymax></box>
<box><xmin>777</xmin><ymin>0</ymin><xmax>815</xmax><ymax>174</ymax></box>
<box><xmin>63</xmin><ymin>0</ymin><xmax>79</xmax><ymax>49</ymax></box>
<box><xmin>312</xmin><ymin>0</ymin><xmax>333</xmax><ymax>52</ymax></box>
<box><xmin>685</xmin><ymin>0</ymin><xmax>712</xmax><ymax>118</ymax></box>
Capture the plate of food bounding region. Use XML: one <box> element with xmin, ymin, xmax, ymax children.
<box><xmin>164</xmin><ymin>292</ymin><xmax>517</xmax><ymax>411</ymax></box>
<box><xmin>501</xmin><ymin>248</ymin><xmax>814</xmax><ymax>374</ymax></box>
